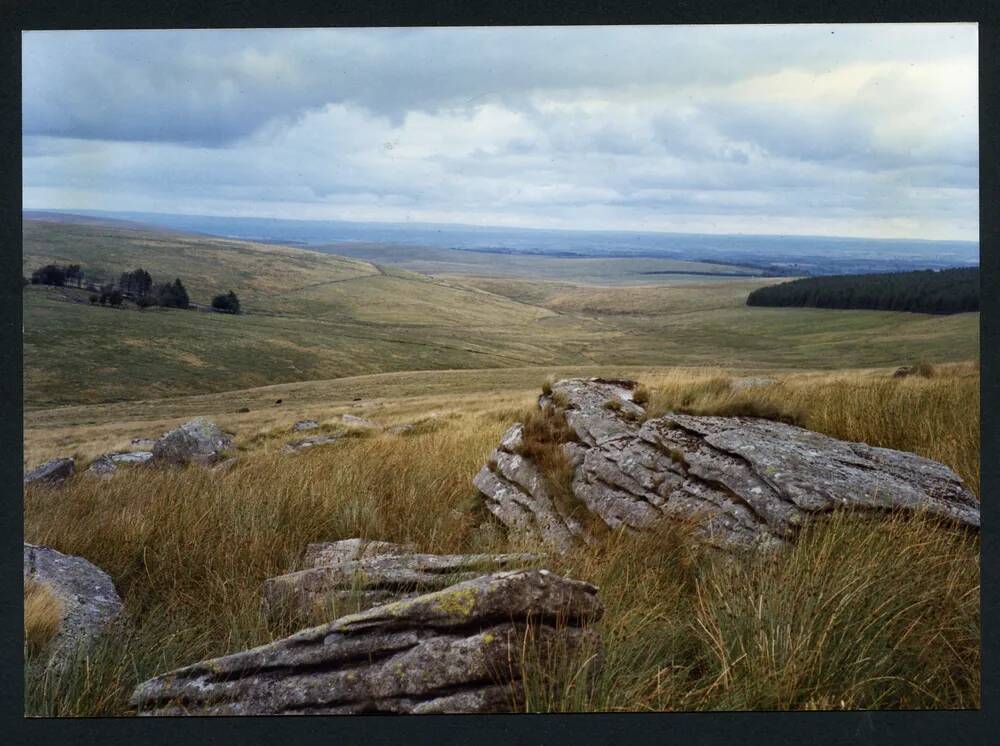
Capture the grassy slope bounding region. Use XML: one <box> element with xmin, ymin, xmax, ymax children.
<box><xmin>23</xmin><ymin>220</ymin><xmax>978</xmax><ymax>407</ymax></box>
<box><xmin>24</xmin><ymin>365</ymin><xmax>979</xmax><ymax>714</ymax></box>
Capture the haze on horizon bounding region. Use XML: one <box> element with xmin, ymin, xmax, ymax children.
<box><xmin>22</xmin><ymin>24</ymin><xmax>979</xmax><ymax>242</ymax></box>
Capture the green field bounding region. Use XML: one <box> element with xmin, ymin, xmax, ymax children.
<box><xmin>23</xmin><ymin>219</ymin><xmax>978</xmax><ymax>407</ymax></box>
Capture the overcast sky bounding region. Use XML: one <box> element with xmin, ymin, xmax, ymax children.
<box><xmin>22</xmin><ymin>25</ymin><xmax>978</xmax><ymax>240</ymax></box>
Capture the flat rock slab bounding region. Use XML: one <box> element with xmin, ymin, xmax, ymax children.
<box><xmin>292</xmin><ymin>420</ymin><xmax>319</xmax><ymax>432</ymax></box>
<box><xmin>86</xmin><ymin>451</ymin><xmax>155</xmax><ymax>478</ymax></box>
<box><xmin>24</xmin><ymin>543</ymin><xmax>122</xmax><ymax>665</ymax></box>
<box><xmin>731</xmin><ymin>377</ymin><xmax>777</xmax><ymax>390</ymax></box>
<box><xmin>264</xmin><ymin>550</ymin><xmax>542</xmax><ymax>623</ymax></box>
<box><xmin>24</xmin><ymin>458</ymin><xmax>75</xmax><ymax>486</ymax></box>
<box><xmin>302</xmin><ymin>538</ymin><xmax>416</xmax><ymax>568</ymax></box>
<box><xmin>284</xmin><ymin>436</ymin><xmax>341</xmax><ymax>453</ymax></box>
<box><xmin>152</xmin><ymin>417</ymin><xmax>233</xmax><ymax>466</ymax></box>
<box><xmin>111</xmin><ymin>451</ymin><xmax>153</xmax><ymax>464</ymax></box>
<box><xmin>132</xmin><ymin>569</ymin><xmax>602</xmax><ymax>715</ymax></box>
<box><xmin>474</xmin><ymin>378</ymin><xmax>980</xmax><ymax>552</ymax></box>
<box><xmin>342</xmin><ymin>414</ymin><xmax>378</xmax><ymax>429</ymax></box>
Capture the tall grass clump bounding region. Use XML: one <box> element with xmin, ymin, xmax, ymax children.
<box><xmin>24</xmin><ymin>578</ymin><xmax>64</xmax><ymax>660</ymax></box>
<box><xmin>519</xmin><ymin>512</ymin><xmax>979</xmax><ymax>712</ymax></box>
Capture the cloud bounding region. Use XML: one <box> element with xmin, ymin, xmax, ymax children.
<box><xmin>22</xmin><ymin>24</ymin><xmax>979</xmax><ymax>240</ymax></box>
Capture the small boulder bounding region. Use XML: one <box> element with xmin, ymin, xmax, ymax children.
<box><xmin>24</xmin><ymin>458</ymin><xmax>75</xmax><ymax>487</ymax></box>
<box><xmin>893</xmin><ymin>366</ymin><xmax>915</xmax><ymax>378</ymax></box>
<box><xmin>731</xmin><ymin>377</ymin><xmax>777</xmax><ymax>390</ymax></box>
<box><xmin>292</xmin><ymin>420</ymin><xmax>319</xmax><ymax>432</ymax></box>
<box><xmin>24</xmin><ymin>543</ymin><xmax>122</xmax><ymax>666</ymax></box>
<box><xmin>236</xmin><ymin>407</ymin><xmax>251</xmax><ymax>414</ymax></box>
<box><xmin>85</xmin><ymin>455</ymin><xmax>117</xmax><ymax>478</ymax></box>
<box><xmin>387</xmin><ymin>423</ymin><xmax>415</xmax><ymax>435</ymax></box>
<box><xmin>284</xmin><ymin>435</ymin><xmax>341</xmax><ymax>454</ymax></box>
<box><xmin>151</xmin><ymin>417</ymin><xmax>233</xmax><ymax>466</ymax></box>
<box><xmin>342</xmin><ymin>413</ymin><xmax>377</xmax><ymax>429</ymax></box>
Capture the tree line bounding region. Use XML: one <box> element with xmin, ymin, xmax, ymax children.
<box><xmin>745</xmin><ymin>267</ymin><xmax>979</xmax><ymax>315</ymax></box>
<box><xmin>27</xmin><ymin>262</ymin><xmax>241</xmax><ymax>314</ymax></box>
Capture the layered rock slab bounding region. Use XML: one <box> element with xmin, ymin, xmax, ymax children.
<box><xmin>263</xmin><ymin>542</ymin><xmax>540</xmax><ymax>623</ymax></box>
<box><xmin>132</xmin><ymin>569</ymin><xmax>602</xmax><ymax>715</ymax></box>
<box><xmin>474</xmin><ymin>378</ymin><xmax>979</xmax><ymax>551</ymax></box>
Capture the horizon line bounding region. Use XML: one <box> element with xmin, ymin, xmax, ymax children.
<box><xmin>22</xmin><ymin>206</ymin><xmax>981</xmax><ymax>246</ymax></box>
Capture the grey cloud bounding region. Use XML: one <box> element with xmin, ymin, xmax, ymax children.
<box><xmin>21</xmin><ymin>25</ymin><xmax>979</xmax><ymax>240</ymax></box>
<box><xmin>24</xmin><ymin>25</ymin><xmax>977</xmax><ymax>145</ymax></box>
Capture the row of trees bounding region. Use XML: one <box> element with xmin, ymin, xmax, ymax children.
<box><xmin>27</xmin><ymin>262</ymin><xmax>242</xmax><ymax>314</ymax></box>
<box><xmin>30</xmin><ymin>263</ymin><xmax>84</xmax><ymax>287</ymax></box>
<box><xmin>746</xmin><ymin>267</ymin><xmax>979</xmax><ymax>315</ymax></box>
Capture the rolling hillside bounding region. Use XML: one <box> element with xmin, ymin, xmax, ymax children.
<box><xmin>22</xmin><ymin>217</ymin><xmax>980</xmax><ymax>408</ymax></box>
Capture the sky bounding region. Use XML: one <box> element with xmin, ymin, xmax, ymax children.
<box><xmin>22</xmin><ymin>25</ymin><xmax>979</xmax><ymax>241</ymax></box>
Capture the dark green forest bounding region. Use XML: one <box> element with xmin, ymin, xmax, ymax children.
<box><xmin>746</xmin><ymin>267</ymin><xmax>979</xmax><ymax>315</ymax></box>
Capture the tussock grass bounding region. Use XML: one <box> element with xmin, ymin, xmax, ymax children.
<box><xmin>24</xmin><ymin>578</ymin><xmax>64</xmax><ymax>659</ymax></box>
<box><xmin>23</xmin><ymin>363</ymin><xmax>979</xmax><ymax>714</ymax></box>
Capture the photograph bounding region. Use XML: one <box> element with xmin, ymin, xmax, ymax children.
<box><xmin>20</xmin><ymin>23</ymin><xmax>980</xmax><ymax>716</ymax></box>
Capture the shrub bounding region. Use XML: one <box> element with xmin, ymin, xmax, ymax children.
<box><xmin>211</xmin><ymin>291</ymin><xmax>241</xmax><ymax>314</ymax></box>
<box><xmin>156</xmin><ymin>279</ymin><xmax>189</xmax><ymax>309</ymax></box>
<box><xmin>31</xmin><ymin>264</ymin><xmax>66</xmax><ymax>287</ymax></box>
<box><xmin>88</xmin><ymin>294</ymin><xmax>98</xmax><ymax>305</ymax></box>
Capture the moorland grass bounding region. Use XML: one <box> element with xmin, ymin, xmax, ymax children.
<box><xmin>23</xmin><ymin>364</ymin><xmax>980</xmax><ymax>714</ymax></box>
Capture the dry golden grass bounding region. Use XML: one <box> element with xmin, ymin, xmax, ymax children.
<box><xmin>24</xmin><ymin>578</ymin><xmax>64</xmax><ymax>659</ymax></box>
<box><xmin>23</xmin><ymin>362</ymin><xmax>980</xmax><ymax>714</ymax></box>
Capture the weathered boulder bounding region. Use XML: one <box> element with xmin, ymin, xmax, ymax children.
<box><xmin>342</xmin><ymin>413</ymin><xmax>377</xmax><ymax>429</ymax></box>
<box><xmin>132</xmin><ymin>569</ymin><xmax>602</xmax><ymax>715</ymax></box>
<box><xmin>23</xmin><ymin>543</ymin><xmax>123</xmax><ymax>665</ymax></box>
<box><xmin>151</xmin><ymin>417</ymin><xmax>233</xmax><ymax>466</ymax></box>
<box><xmin>292</xmin><ymin>420</ymin><xmax>319</xmax><ymax>432</ymax></box>
<box><xmin>474</xmin><ymin>378</ymin><xmax>980</xmax><ymax>552</ymax></box>
<box><xmin>284</xmin><ymin>435</ymin><xmax>341</xmax><ymax>453</ymax></box>
<box><xmin>263</xmin><ymin>549</ymin><xmax>542</xmax><ymax>623</ymax></box>
<box><xmin>24</xmin><ymin>457</ymin><xmax>75</xmax><ymax>487</ymax></box>
<box><xmin>85</xmin><ymin>455</ymin><xmax>117</xmax><ymax>478</ymax></box>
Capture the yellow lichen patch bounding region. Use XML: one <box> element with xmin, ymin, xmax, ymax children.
<box><xmin>430</xmin><ymin>585</ymin><xmax>479</xmax><ymax>619</ymax></box>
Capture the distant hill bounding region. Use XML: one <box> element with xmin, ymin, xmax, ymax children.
<box><xmin>25</xmin><ymin>209</ymin><xmax>980</xmax><ymax>276</ymax></box>
<box><xmin>746</xmin><ymin>268</ymin><xmax>979</xmax><ymax>315</ymax></box>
